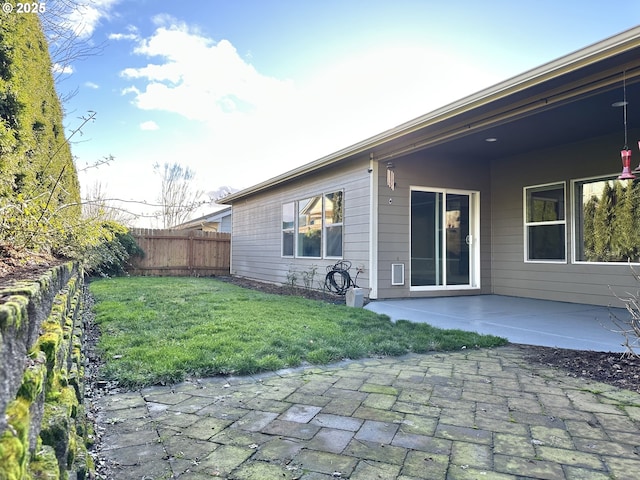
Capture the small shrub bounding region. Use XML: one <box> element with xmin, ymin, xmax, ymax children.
<box><xmin>610</xmin><ymin>263</ymin><xmax>640</xmax><ymax>357</ymax></box>
<box><xmin>286</xmin><ymin>265</ymin><xmax>298</xmax><ymax>289</ymax></box>
<box><xmin>83</xmin><ymin>222</ymin><xmax>143</xmax><ymax>277</ymax></box>
<box><xmin>301</xmin><ymin>264</ymin><xmax>318</xmax><ymax>290</ymax></box>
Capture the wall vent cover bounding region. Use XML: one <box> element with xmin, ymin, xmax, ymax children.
<box><xmin>391</xmin><ymin>263</ymin><xmax>405</xmax><ymax>286</ymax></box>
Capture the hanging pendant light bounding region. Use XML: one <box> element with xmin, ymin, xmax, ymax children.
<box><xmin>617</xmin><ymin>72</ymin><xmax>636</xmax><ymax>180</ymax></box>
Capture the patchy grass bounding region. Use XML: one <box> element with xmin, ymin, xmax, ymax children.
<box><xmin>89</xmin><ymin>277</ymin><xmax>507</xmax><ymax>388</ymax></box>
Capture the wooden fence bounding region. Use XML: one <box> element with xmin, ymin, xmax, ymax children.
<box><xmin>128</xmin><ymin>228</ymin><xmax>231</xmax><ymax>276</ymax></box>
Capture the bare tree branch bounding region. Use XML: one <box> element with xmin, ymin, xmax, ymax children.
<box><xmin>154</xmin><ymin>162</ymin><xmax>206</xmax><ymax>228</ymax></box>
<box><xmin>39</xmin><ymin>0</ymin><xmax>108</xmax><ymax>101</ymax></box>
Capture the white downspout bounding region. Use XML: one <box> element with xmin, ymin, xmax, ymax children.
<box><xmin>369</xmin><ymin>154</ymin><xmax>378</xmax><ymax>299</ymax></box>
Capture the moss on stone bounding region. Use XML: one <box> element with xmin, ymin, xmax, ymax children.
<box><xmin>37</xmin><ymin>327</ymin><xmax>62</xmax><ymax>371</ymax></box>
<box><xmin>66</xmin><ymin>424</ymin><xmax>77</xmax><ymax>469</ymax></box>
<box><xmin>0</xmin><ymin>295</ymin><xmax>28</xmax><ymax>330</ymax></box>
<box><xmin>44</xmin><ymin>371</ymin><xmax>66</xmax><ymax>404</ymax></box>
<box><xmin>0</xmin><ymin>397</ymin><xmax>31</xmax><ymax>479</ymax></box>
<box><xmin>74</xmin><ymin>449</ymin><xmax>94</xmax><ymax>480</ymax></box>
<box><xmin>0</xmin><ymin>284</ymin><xmax>40</xmax><ymax>301</ymax></box>
<box><xmin>1</xmin><ymin>263</ymin><xmax>88</xmax><ymax>480</ymax></box>
<box><xmin>57</xmin><ymin>387</ymin><xmax>78</xmax><ymax>420</ymax></box>
<box><xmin>17</xmin><ymin>352</ymin><xmax>47</xmax><ymax>402</ymax></box>
<box><xmin>28</xmin><ymin>444</ymin><xmax>60</xmax><ymax>480</ymax></box>
<box><xmin>40</xmin><ymin>403</ymin><xmax>69</xmax><ymax>477</ymax></box>
<box><xmin>0</xmin><ymin>433</ymin><xmax>26</xmax><ymax>480</ymax></box>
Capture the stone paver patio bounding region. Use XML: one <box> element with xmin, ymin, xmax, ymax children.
<box><xmin>95</xmin><ymin>346</ymin><xmax>640</xmax><ymax>479</ymax></box>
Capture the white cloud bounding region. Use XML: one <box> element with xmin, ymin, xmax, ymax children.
<box><xmin>52</xmin><ymin>63</ymin><xmax>73</xmax><ymax>75</ymax></box>
<box><xmin>140</xmin><ymin>120</ymin><xmax>159</xmax><ymax>131</ymax></box>
<box><xmin>108</xmin><ymin>32</ymin><xmax>139</xmax><ymax>41</ymax></box>
<box><xmin>116</xmin><ymin>20</ymin><xmax>503</xmax><ymax>192</ymax></box>
<box><xmin>121</xmin><ymin>85</ymin><xmax>140</xmax><ymax>96</ymax></box>
<box><xmin>151</xmin><ymin>13</ymin><xmax>183</xmax><ymax>29</ymax></box>
<box><xmin>84</xmin><ymin>81</ymin><xmax>100</xmax><ymax>89</ymax></box>
<box><xmin>121</xmin><ymin>24</ymin><xmax>294</xmax><ymax>128</ymax></box>
<box><xmin>65</xmin><ymin>0</ymin><xmax>121</xmax><ymax>39</ymax></box>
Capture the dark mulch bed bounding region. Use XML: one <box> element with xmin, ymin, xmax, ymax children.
<box><xmin>216</xmin><ymin>274</ymin><xmax>347</xmax><ymax>303</ymax></box>
<box><xmin>519</xmin><ymin>344</ymin><xmax>640</xmax><ymax>394</ymax></box>
<box><xmin>0</xmin><ymin>244</ymin><xmax>65</xmax><ymax>290</ymax></box>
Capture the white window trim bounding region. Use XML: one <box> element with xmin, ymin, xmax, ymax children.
<box><xmin>281</xmin><ymin>190</ymin><xmax>344</xmax><ymax>260</ymax></box>
<box><xmin>523</xmin><ymin>181</ymin><xmax>567</xmax><ymax>264</ymax></box>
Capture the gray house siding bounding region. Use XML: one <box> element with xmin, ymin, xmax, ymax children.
<box><xmin>490</xmin><ymin>130</ymin><xmax>640</xmax><ymax>307</ymax></box>
<box><xmin>375</xmin><ymin>151</ymin><xmax>493</xmax><ymax>299</ymax></box>
<box><xmin>219</xmin><ymin>214</ymin><xmax>232</xmax><ymax>233</ymax></box>
<box><xmin>230</xmin><ymin>157</ymin><xmax>372</xmax><ymax>291</ymax></box>
<box><xmin>223</xmin><ymin>29</ymin><xmax>640</xmax><ymax>307</ymax></box>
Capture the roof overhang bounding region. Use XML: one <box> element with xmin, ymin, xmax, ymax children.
<box><xmin>222</xmin><ymin>26</ymin><xmax>640</xmax><ymax>204</ymax></box>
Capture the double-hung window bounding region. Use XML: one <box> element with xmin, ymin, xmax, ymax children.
<box><xmin>524</xmin><ymin>183</ymin><xmax>566</xmax><ymax>262</ymax></box>
<box><xmin>282</xmin><ymin>191</ymin><xmax>344</xmax><ymax>258</ymax></box>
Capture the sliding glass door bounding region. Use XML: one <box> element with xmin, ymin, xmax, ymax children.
<box><xmin>410</xmin><ymin>188</ymin><xmax>479</xmax><ymax>289</ymax></box>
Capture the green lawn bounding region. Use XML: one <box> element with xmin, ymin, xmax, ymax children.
<box><xmin>89</xmin><ymin>277</ymin><xmax>507</xmax><ymax>387</ymax></box>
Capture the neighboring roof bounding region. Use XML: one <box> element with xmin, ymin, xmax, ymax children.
<box><xmin>222</xmin><ymin>26</ymin><xmax>640</xmax><ymax>204</ymax></box>
<box><xmin>173</xmin><ymin>206</ymin><xmax>232</xmax><ymax>230</ymax></box>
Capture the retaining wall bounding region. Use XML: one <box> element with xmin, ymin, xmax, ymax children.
<box><xmin>0</xmin><ymin>262</ymin><xmax>92</xmax><ymax>479</ymax></box>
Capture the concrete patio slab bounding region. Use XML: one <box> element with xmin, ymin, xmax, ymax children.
<box><xmin>365</xmin><ymin>295</ymin><xmax>628</xmax><ymax>352</ymax></box>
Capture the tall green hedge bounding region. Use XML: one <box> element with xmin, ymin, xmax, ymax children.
<box><xmin>0</xmin><ymin>6</ymin><xmax>81</xmax><ymax>254</ymax></box>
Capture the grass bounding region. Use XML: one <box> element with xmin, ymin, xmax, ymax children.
<box><xmin>89</xmin><ymin>276</ymin><xmax>507</xmax><ymax>388</ymax></box>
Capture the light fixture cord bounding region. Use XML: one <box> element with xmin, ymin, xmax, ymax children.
<box><xmin>623</xmin><ymin>71</ymin><xmax>628</xmax><ymax>149</ymax></box>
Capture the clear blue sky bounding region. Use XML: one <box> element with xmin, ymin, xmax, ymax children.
<box><xmin>55</xmin><ymin>0</ymin><xmax>640</xmax><ymax>226</ymax></box>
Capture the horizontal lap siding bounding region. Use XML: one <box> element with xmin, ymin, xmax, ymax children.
<box><xmin>490</xmin><ymin>132</ymin><xmax>640</xmax><ymax>307</ymax></box>
<box><xmin>230</xmin><ymin>157</ymin><xmax>371</xmax><ymax>290</ymax></box>
<box><xmin>376</xmin><ymin>152</ymin><xmax>492</xmax><ymax>298</ymax></box>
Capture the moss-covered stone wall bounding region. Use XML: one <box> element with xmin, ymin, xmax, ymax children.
<box><xmin>0</xmin><ymin>263</ymin><xmax>92</xmax><ymax>480</ymax></box>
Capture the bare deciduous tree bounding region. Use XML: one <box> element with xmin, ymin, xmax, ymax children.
<box><xmin>81</xmin><ymin>180</ymin><xmax>138</xmax><ymax>225</ymax></box>
<box><xmin>154</xmin><ymin>162</ymin><xmax>206</xmax><ymax>228</ymax></box>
